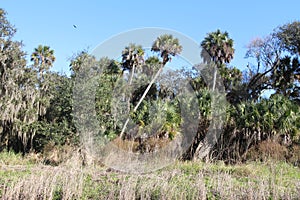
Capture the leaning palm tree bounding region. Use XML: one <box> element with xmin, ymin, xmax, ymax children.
<box><xmin>120</xmin><ymin>34</ymin><xmax>182</xmax><ymax>139</ymax></box>
<box><xmin>201</xmin><ymin>29</ymin><xmax>234</xmax><ymax>91</ymax></box>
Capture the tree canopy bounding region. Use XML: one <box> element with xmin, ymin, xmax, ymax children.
<box><xmin>0</xmin><ymin>8</ymin><xmax>299</xmax><ymax>164</ymax></box>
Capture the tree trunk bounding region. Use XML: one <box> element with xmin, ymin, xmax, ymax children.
<box><xmin>120</xmin><ymin>64</ymin><xmax>164</xmax><ymax>139</ymax></box>
<box><xmin>127</xmin><ymin>65</ymin><xmax>135</xmax><ymax>113</ymax></box>
<box><xmin>212</xmin><ymin>66</ymin><xmax>217</xmax><ymax>91</ymax></box>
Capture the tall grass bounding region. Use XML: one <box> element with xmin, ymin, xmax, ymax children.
<box><xmin>1</xmin><ymin>152</ymin><xmax>300</xmax><ymax>199</ymax></box>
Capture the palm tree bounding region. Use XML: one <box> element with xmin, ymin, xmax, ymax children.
<box><xmin>121</xmin><ymin>43</ymin><xmax>144</xmax><ymax>85</ymax></box>
<box><xmin>70</xmin><ymin>51</ymin><xmax>88</xmax><ymax>73</ymax></box>
<box><xmin>31</xmin><ymin>45</ymin><xmax>56</xmax><ymax>116</ymax></box>
<box><xmin>121</xmin><ymin>44</ymin><xmax>144</xmax><ymax>120</ymax></box>
<box><xmin>201</xmin><ymin>29</ymin><xmax>234</xmax><ymax>91</ymax></box>
<box><xmin>31</xmin><ymin>45</ymin><xmax>55</xmax><ymax>71</ymax></box>
<box><xmin>120</xmin><ymin>34</ymin><xmax>182</xmax><ymax>139</ymax></box>
<box><xmin>143</xmin><ymin>56</ymin><xmax>161</xmax><ymax>76</ymax></box>
<box><xmin>151</xmin><ymin>34</ymin><xmax>182</xmax><ymax>65</ymax></box>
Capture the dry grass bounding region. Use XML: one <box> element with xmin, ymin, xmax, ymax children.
<box><xmin>1</xmin><ymin>152</ymin><xmax>300</xmax><ymax>200</ymax></box>
<box><xmin>247</xmin><ymin>140</ymin><xmax>289</xmax><ymax>162</ymax></box>
<box><xmin>1</xmin><ymin>156</ymin><xmax>85</xmax><ymax>200</ymax></box>
<box><xmin>112</xmin><ymin>137</ymin><xmax>172</xmax><ymax>153</ymax></box>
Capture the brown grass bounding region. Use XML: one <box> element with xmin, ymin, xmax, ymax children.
<box><xmin>247</xmin><ymin>140</ymin><xmax>289</xmax><ymax>162</ymax></box>
<box><xmin>1</xmin><ymin>151</ymin><xmax>300</xmax><ymax>199</ymax></box>
<box><xmin>111</xmin><ymin>137</ymin><xmax>171</xmax><ymax>153</ymax></box>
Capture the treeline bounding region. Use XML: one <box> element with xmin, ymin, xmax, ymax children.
<box><xmin>0</xmin><ymin>8</ymin><xmax>299</xmax><ymax>163</ymax></box>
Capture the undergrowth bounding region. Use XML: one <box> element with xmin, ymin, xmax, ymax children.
<box><xmin>0</xmin><ymin>151</ymin><xmax>300</xmax><ymax>199</ymax></box>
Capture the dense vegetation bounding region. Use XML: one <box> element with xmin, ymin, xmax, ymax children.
<box><xmin>0</xmin><ymin>7</ymin><xmax>300</xmax><ymax>199</ymax></box>
<box><xmin>0</xmin><ymin>8</ymin><xmax>299</xmax><ymax>164</ymax></box>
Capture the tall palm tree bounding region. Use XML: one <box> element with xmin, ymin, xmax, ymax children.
<box><xmin>201</xmin><ymin>29</ymin><xmax>234</xmax><ymax>91</ymax></box>
<box><xmin>121</xmin><ymin>44</ymin><xmax>144</xmax><ymax>120</ymax></box>
<box><xmin>31</xmin><ymin>45</ymin><xmax>55</xmax><ymax>71</ymax></box>
<box><xmin>31</xmin><ymin>45</ymin><xmax>56</xmax><ymax>116</ymax></box>
<box><xmin>120</xmin><ymin>34</ymin><xmax>182</xmax><ymax>139</ymax></box>
<box><xmin>121</xmin><ymin>43</ymin><xmax>144</xmax><ymax>85</ymax></box>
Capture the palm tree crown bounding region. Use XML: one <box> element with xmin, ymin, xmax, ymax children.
<box><xmin>121</xmin><ymin>43</ymin><xmax>144</xmax><ymax>71</ymax></box>
<box><xmin>151</xmin><ymin>34</ymin><xmax>182</xmax><ymax>65</ymax></box>
<box><xmin>31</xmin><ymin>45</ymin><xmax>55</xmax><ymax>70</ymax></box>
<box><xmin>201</xmin><ymin>29</ymin><xmax>234</xmax><ymax>65</ymax></box>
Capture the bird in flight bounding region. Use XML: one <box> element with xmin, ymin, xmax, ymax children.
<box><xmin>73</xmin><ymin>25</ymin><xmax>77</xmax><ymax>28</ymax></box>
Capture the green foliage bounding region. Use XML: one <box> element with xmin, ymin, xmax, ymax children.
<box><xmin>0</xmin><ymin>10</ymin><xmax>76</xmax><ymax>153</ymax></box>
<box><xmin>271</xmin><ymin>56</ymin><xmax>300</xmax><ymax>101</ymax></box>
<box><xmin>52</xmin><ymin>184</ymin><xmax>63</xmax><ymax>200</ymax></box>
<box><xmin>69</xmin><ymin>50</ymin><xmax>92</xmax><ymax>74</ymax></box>
<box><xmin>0</xmin><ymin>150</ymin><xmax>24</xmax><ymax>165</ymax></box>
<box><xmin>0</xmin><ymin>8</ymin><xmax>299</xmax><ymax>165</ymax></box>
<box><xmin>0</xmin><ymin>9</ymin><xmax>38</xmax><ymax>153</ymax></box>
<box><xmin>130</xmin><ymin>100</ymin><xmax>151</xmax><ymax>126</ymax></box>
<box><xmin>31</xmin><ymin>45</ymin><xmax>55</xmax><ymax>69</ymax></box>
<box><xmin>121</xmin><ymin>43</ymin><xmax>144</xmax><ymax>71</ymax></box>
<box><xmin>275</xmin><ymin>20</ymin><xmax>300</xmax><ymax>55</ymax></box>
<box><xmin>143</xmin><ymin>56</ymin><xmax>161</xmax><ymax>76</ymax></box>
<box><xmin>0</xmin><ymin>9</ymin><xmax>16</xmax><ymax>38</ymax></box>
<box><xmin>216</xmin><ymin>94</ymin><xmax>300</xmax><ymax>162</ymax></box>
<box><xmin>201</xmin><ymin>29</ymin><xmax>235</xmax><ymax>65</ymax></box>
<box><xmin>129</xmin><ymin>99</ymin><xmax>181</xmax><ymax>139</ymax></box>
<box><xmin>95</xmin><ymin>57</ymin><xmax>122</xmax><ymax>139</ymax></box>
<box><xmin>151</xmin><ymin>34</ymin><xmax>182</xmax><ymax>65</ymax></box>
<box><xmin>219</xmin><ymin>64</ymin><xmax>243</xmax><ymax>91</ymax></box>
<box><xmin>196</xmin><ymin>88</ymin><xmax>212</xmax><ymax>119</ymax></box>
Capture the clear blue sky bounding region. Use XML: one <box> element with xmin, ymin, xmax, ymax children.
<box><xmin>2</xmin><ymin>0</ymin><xmax>300</xmax><ymax>74</ymax></box>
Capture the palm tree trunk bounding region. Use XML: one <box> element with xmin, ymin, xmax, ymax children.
<box><xmin>129</xmin><ymin>65</ymin><xmax>135</xmax><ymax>85</ymax></box>
<box><xmin>212</xmin><ymin>67</ymin><xmax>217</xmax><ymax>91</ymax></box>
<box><xmin>127</xmin><ymin>65</ymin><xmax>135</xmax><ymax>112</ymax></box>
<box><xmin>120</xmin><ymin>64</ymin><xmax>164</xmax><ymax>139</ymax></box>
<box><xmin>132</xmin><ymin>65</ymin><xmax>163</xmax><ymax>113</ymax></box>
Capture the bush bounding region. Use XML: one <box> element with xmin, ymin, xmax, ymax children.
<box><xmin>247</xmin><ymin>140</ymin><xmax>288</xmax><ymax>162</ymax></box>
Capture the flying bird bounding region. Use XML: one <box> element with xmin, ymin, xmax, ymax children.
<box><xmin>73</xmin><ymin>25</ymin><xmax>77</xmax><ymax>28</ymax></box>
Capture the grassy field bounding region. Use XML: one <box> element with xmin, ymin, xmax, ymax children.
<box><xmin>0</xmin><ymin>151</ymin><xmax>300</xmax><ymax>200</ymax></box>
